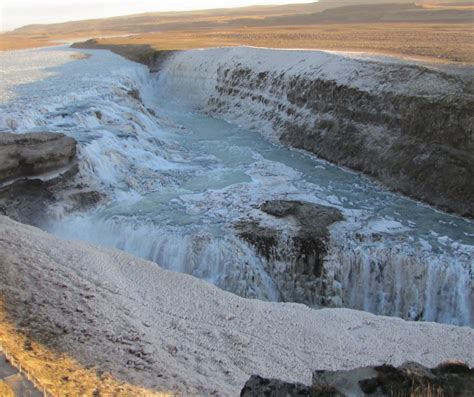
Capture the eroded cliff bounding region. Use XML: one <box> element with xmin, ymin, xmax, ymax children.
<box><xmin>154</xmin><ymin>47</ymin><xmax>474</xmax><ymax>216</ymax></box>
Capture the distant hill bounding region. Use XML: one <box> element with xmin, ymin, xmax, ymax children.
<box><xmin>2</xmin><ymin>0</ymin><xmax>472</xmax><ymax>58</ymax></box>
<box><xmin>257</xmin><ymin>2</ymin><xmax>474</xmax><ymax>25</ymax></box>
<box><xmin>11</xmin><ymin>0</ymin><xmax>473</xmax><ymax>36</ymax></box>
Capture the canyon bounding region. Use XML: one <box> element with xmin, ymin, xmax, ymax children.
<box><xmin>152</xmin><ymin>46</ymin><xmax>474</xmax><ymax>217</ymax></box>
<box><xmin>0</xmin><ymin>43</ymin><xmax>473</xmax><ymax>394</ymax></box>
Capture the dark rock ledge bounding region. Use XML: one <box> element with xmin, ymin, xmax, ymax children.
<box><xmin>237</xmin><ymin>200</ymin><xmax>343</xmax><ymax>278</ymax></box>
<box><xmin>0</xmin><ymin>132</ymin><xmax>76</xmax><ymax>182</ymax></box>
<box><xmin>241</xmin><ymin>361</ymin><xmax>474</xmax><ymax>397</ymax></box>
<box><xmin>0</xmin><ymin>132</ymin><xmax>102</xmax><ymax>225</ymax></box>
<box><xmin>235</xmin><ymin>200</ymin><xmax>343</xmax><ymax>305</ymax></box>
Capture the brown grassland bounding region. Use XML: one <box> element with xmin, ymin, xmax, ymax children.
<box><xmin>1</xmin><ymin>1</ymin><xmax>473</xmax><ymax>63</ymax></box>
<box><xmin>0</xmin><ymin>381</ymin><xmax>14</xmax><ymax>397</ymax></box>
<box><xmin>0</xmin><ymin>305</ymin><xmax>167</xmax><ymax>396</ymax></box>
<box><xmin>73</xmin><ymin>23</ymin><xmax>474</xmax><ymax>64</ymax></box>
<box><xmin>0</xmin><ymin>31</ymin><xmax>127</xmax><ymax>52</ymax></box>
<box><xmin>3</xmin><ymin>23</ymin><xmax>473</xmax><ymax>64</ymax></box>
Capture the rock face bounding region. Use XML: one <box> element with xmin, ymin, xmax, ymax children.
<box><xmin>241</xmin><ymin>361</ymin><xmax>474</xmax><ymax>397</ymax></box>
<box><xmin>278</xmin><ymin>85</ymin><xmax>474</xmax><ymax>218</ymax></box>
<box><xmin>0</xmin><ymin>132</ymin><xmax>76</xmax><ymax>183</ymax></box>
<box><xmin>236</xmin><ymin>200</ymin><xmax>343</xmax><ymax>305</ymax></box>
<box><xmin>155</xmin><ymin>47</ymin><xmax>474</xmax><ymax>217</ymax></box>
<box><xmin>0</xmin><ymin>172</ymin><xmax>70</xmax><ymax>226</ymax></box>
<box><xmin>0</xmin><ymin>132</ymin><xmax>102</xmax><ymax>225</ymax></box>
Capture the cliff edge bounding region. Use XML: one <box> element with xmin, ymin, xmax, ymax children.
<box><xmin>154</xmin><ymin>47</ymin><xmax>474</xmax><ymax>217</ymax></box>
<box><xmin>0</xmin><ymin>216</ymin><xmax>473</xmax><ymax>395</ymax></box>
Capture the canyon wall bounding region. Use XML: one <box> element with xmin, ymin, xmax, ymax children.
<box><xmin>154</xmin><ymin>47</ymin><xmax>474</xmax><ymax>217</ymax></box>
<box><xmin>152</xmin><ymin>47</ymin><xmax>473</xmax><ymax>325</ymax></box>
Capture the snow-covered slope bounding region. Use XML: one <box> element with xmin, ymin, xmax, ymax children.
<box><xmin>1</xmin><ymin>215</ymin><xmax>473</xmax><ymax>395</ymax></box>
<box><xmin>154</xmin><ymin>47</ymin><xmax>474</xmax><ymax>216</ymax></box>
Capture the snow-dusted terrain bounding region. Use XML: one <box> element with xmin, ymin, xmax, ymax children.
<box><xmin>154</xmin><ymin>46</ymin><xmax>469</xmax><ymax>141</ymax></box>
<box><xmin>0</xmin><ymin>46</ymin><xmax>472</xmax><ymax>327</ymax></box>
<box><xmin>1</xmin><ymin>215</ymin><xmax>473</xmax><ymax>396</ymax></box>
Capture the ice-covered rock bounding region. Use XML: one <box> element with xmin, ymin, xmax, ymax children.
<box><xmin>154</xmin><ymin>47</ymin><xmax>474</xmax><ymax>217</ymax></box>
<box><xmin>0</xmin><ymin>132</ymin><xmax>76</xmax><ymax>183</ymax></box>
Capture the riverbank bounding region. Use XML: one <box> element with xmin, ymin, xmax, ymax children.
<box><xmin>1</xmin><ymin>46</ymin><xmax>472</xmax><ymax>326</ymax></box>
<box><xmin>1</xmin><ymin>215</ymin><xmax>473</xmax><ymax>395</ymax></box>
<box><xmin>143</xmin><ymin>46</ymin><xmax>473</xmax><ymax>218</ymax></box>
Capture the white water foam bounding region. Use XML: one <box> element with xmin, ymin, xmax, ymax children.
<box><xmin>1</xmin><ymin>46</ymin><xmax>472</xmax><ymax>326</ymax></box>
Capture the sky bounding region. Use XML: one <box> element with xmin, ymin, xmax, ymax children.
<box><xmin>0</xmin><ymin>0</ymin><xmax>318</xmax><ymax>32</ymax></box>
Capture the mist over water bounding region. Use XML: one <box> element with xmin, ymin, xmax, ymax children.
<box><xmin>1</xmin><ymin>46</ymin><xmax>472</xmax><ymax>326</ymax></box>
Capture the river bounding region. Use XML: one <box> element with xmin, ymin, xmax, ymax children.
<box><xmin>0</xmin><ymin>46</ymin><xmax>472</xmax><ymax>326</ymax></box>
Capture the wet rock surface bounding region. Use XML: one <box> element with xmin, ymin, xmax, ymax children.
<box><xmin>0</xmin><ymin>132</ymin><xmax>76</xmax><ymax>182</ymax></box>
<box><xmin>188</xmin><ymin>49</ymin><xmax>474</xmax><ymax>217</ymax></box>
<box><xmin>0</xmin><ymin>132</ymin><xmax>102</xmax><ymax>225</ymax></box>
<box><xmin>236</xmin><ymin>200</ymin><xmax>343</xmax><ymax>305</ymax></box>
<box><xmin>241</xmin><ymin>361</ymin><xmax>474</xmax><ymax>397</ymax></box>
<box><xmin>239</xmin><ymin>200</ymin><xmax>343</xmax><ymax>276</ymax></box>
<box><xmin>0</xmin><ymin>172</ymin><xmax>69</xmax><ymax>226</ymax></box>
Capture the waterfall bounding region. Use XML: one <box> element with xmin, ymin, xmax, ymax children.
<box><xmin>2</xmin><ymin>46</ymin><xmax>472</xmax><ymax>328</ymax></box>
<box><xmin>235</xmin><ymin>227</ymin><xmax>473</xmax><ymax>327</ymax></box>
<box><xmin>325</xmin><ymin>244</ymin><xmax>472</xmax><ymax>326</ymax></box>
<box><xmin>45</xmin><ymin>214</ymin><xmax>280</xmax><ymax>302</ymax></box>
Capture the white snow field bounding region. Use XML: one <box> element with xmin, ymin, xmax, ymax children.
<box><xmin>1</xmin><ymin>215</ymin><xmax>473</xmax><ymax>396</ymax></box>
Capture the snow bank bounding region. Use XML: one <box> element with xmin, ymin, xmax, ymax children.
<box><xmin>1</xmin><ymin>215</ymin><xmax>473</xmax><ymax>395</ymax></box>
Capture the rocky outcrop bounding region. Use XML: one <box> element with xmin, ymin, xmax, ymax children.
<box><xmin>154</xmin><ymin>47</ymin><xmax>474</xmax><ymax>217</ymax></box>
<box><xmin>0</xmin><ymin>132</ymin><xmax>76</xmax><ymax>183</ymax></box>
<box><xmin>0</xmin><ymin>132</ymin><xmax>102</xmax><ymax>225</ymax></box>
<box><xmin>236</xmin><ymin>200</ymin><xmax>343</xmax><ymax>305</ymax></box>
<box><xmin>278</xmin><ymin>85</ymin><xmax>474</xmax><ymax>218</ymax></box>
<box><xmin>71</xmin><ymin>40</ymin><xmax>176</xmax><ymax>72</ymax></box>
<box><xmin>241</xmin><ymin>361</ymin><xmax>474</xmax><ymax>397</ymax></box>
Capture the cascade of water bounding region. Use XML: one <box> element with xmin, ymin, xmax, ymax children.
<box><xmin>324</xmin><ymin>242</ymin><xmax>472</xmax><ymax>326</ymax></box>
<box><xmin>247</xmin><ymin>233</ymin><xmax>473</xmax><ymax>326</ymax></box>
<box><xmin>46</xmin><ymin>214</ymin><xmax>280</xmax><ymax>302</ymax></box>
<box><xmin>1</xmin><ymin>46</ymin><xmax>472</xmax><ymax>327</ymax></box>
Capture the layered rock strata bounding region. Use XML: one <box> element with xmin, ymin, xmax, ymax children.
<box><xmin>0</xmin><ymin>132</ymin><xmax>101</xmax><ymax>225</ymax></box>
<box><xmin>0</xmin><ymin>132</ymin><xmax>76</xmax><ymax>182</ymax></box>
<box><xmin>154</xmin><ymin>47</ymin><xmax>474</xmax><ymax>216</ymax></box>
